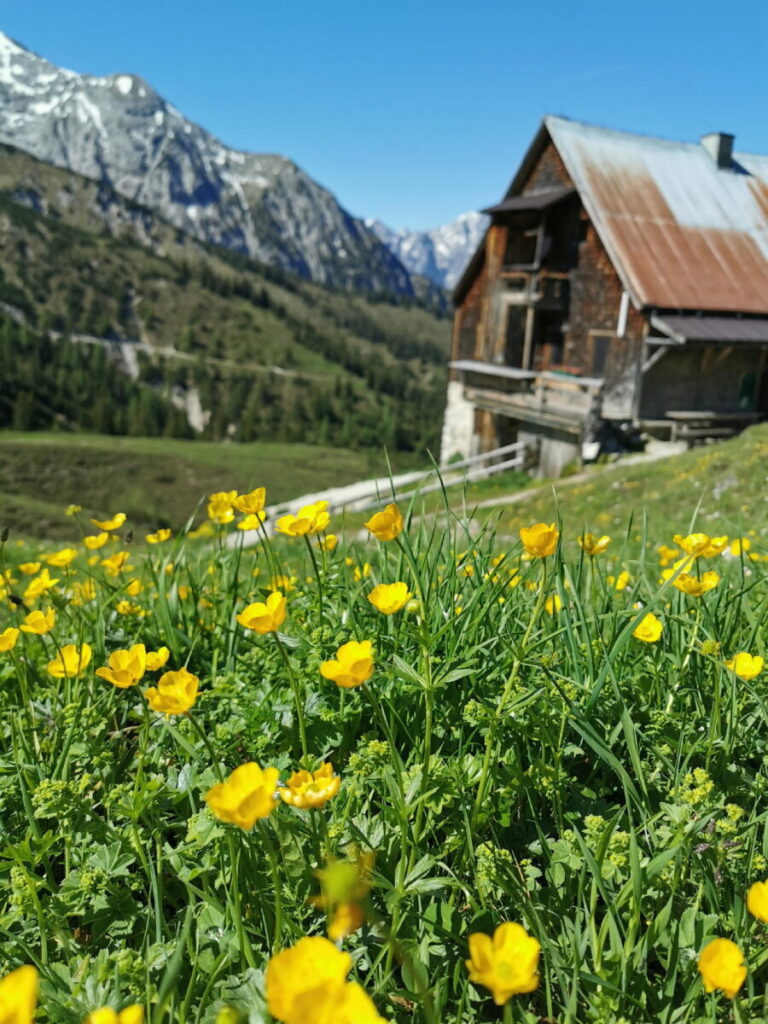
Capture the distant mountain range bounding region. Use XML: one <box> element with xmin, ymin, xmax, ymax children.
<box><xmin>0</xmin><ymin>30</ymin><xmax>482</xmax><ymax>295</ymax></box>
<box><xmin>366</xmin><ymin>212</ymin><xmax>488</xmax><ymax>290</ymax></box>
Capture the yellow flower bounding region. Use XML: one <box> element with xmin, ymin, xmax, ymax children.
<box><xmin>353</xmin><ymin>563</ymin><xmax>371</xmax><ymax>581</ymax></box>
<box><xmin>730</xmin><ymin>537</ymin><xmax>751</xmax><ymax>556</ymax></box>
<box><xmin>71</xmin><ymin>580</ymin><xmax>97</xmax><ymax>606</ymax></box>
<box><xmin>17</xmin><ymin>562</ymin><xmax>41</xmax><ymax>575</ymax></box>
<box><xmin>101</xmin><ymin>552</ymin><xmax>132</xmax><ymax>577</ymax></box>
<box><xmin>367</xmin><ymin>582</ymin><xmax>412</xmax><ymax>614</ymax></box>
<box><xmin>320</xmin><ymin>640</ymin><xmax>374</xmax><ymax>688</ymax></box>
<box><xmin>84</xmin><ymin>533</ymin><xmax>109</xmax><ymax>551</ymax></box>
<box><xmin>23</xmin><ymin>568</ymin><xmax>60</xmax><ymax>603</ymax></box>
<box><xmin>724</xmin><ymin>652</ymin><xmax>764</xmax><ymax>680</ymax></box>
<box><xmin>91</xmin><ymin>513</ymin><xmax>127</xmax><ymax>532</ymax></box>
<box><xmin>41</xmin><ymin>547</ymin><xmax>78</xmax><ymax>568</ymax></box>
<box><xmin>286</xmin><ymin>981</ymin><xmax>386</xmax><ymax>1024</ymax></box>
<box><xmin>657</xmin><ymin>544</ymin><xmax>680</xmax><ymax>567</ymax></box>
<box><xmin>318</xmin><ymin>534</ymin><xmax>338</xmax><ymax>552</ymax></box>
<box><xmin>20</xmin><ymin>607</ymin><xmax>56</xmax><ymax>635</ymax></box>
<box><xmin>65</xmin><ymin>504</ymin><xmax>82</xmax><ymax>516</ymax></box>
<box><xmin>702</xmin><ymin>535</ymin><xmax>729</xmax><ymax>557</ymax></box>
<box><xmin>578</xmin><ymin>533</ymin><xmax>611</xmax><ymax>555</ymax></box>
<box><xmin>314</xmin><ymin>851</ymin><xmax>374</xmax><ymax>940</ymax></box>
<box><xmin>0</xmin><ymin>627</ymin><xmax>20</xmax><ymax>652</ymax></box>
<box><xmin>747</xmin><ymin>880</ymin><xmax>768</xmax><ymax>922</ymax></box>
<box><xmin>280</xmin><ymin>763</ymin><xmax>341</xmax><ymax>809</ymax></box>
<box><xmin>465</xmin><ymin>922</ymin><xmax>540</xmax><ymax>1005</ymax></box>
<box><xmin>177</xmin><ymin>585</ymin><xmax>192</xmax><ymax>600</ymax></box>
<box><xmin>608</xmin><ymin>571</ymin><xmax>631</xmax><ymax>591</ymax></box>
<box><xmin>115</xmin><ymin>600</ymin><xmax>146</xmax><ymax>617</ymax></box>
<box><xmin>698</xmin><ymin>938</ymin><xmax>746</xmax><ymax>999</ymax></box>
<box><xmin>145</xmin><ymin>528</ymin><xmax>172</xmax><ymax>544</ymax></box>
<box><xmin>673</xmin><ymin>532</ymin><xmax>711</xmax><ymax>556</ymax></box>
<box><xmin>269</xmin><ymin>574</ymin><xmax>297</xmax><ymax>593</ymax></box>
<box><xmin>328</xmin><ymin>903</ymin><xmax>365</xmax><ymax>942</ymax></box>
<box><xmin>232</xmin><ymin>487</ymin><xmax>266</xmax><ymax>515</ymax></box>
<box><xmin>236</xmin><ymin>592</ymin><xmax>287</xmax><ymax>634</ymax></box>
<box><xmin>95</xmin><ymin>644</ymin><xmax>147</xmax><ymax>688</ymax></box>
<box><xmin>85</xmin><ymin>1005</ymin><xmax>144</xmax><ymax>1024</ymax></box>
<box><xmin>545</xmin><ymin>594</ymin><xmax>562</xmax><ymax>615</ymax></box>
<box><xmin>144</xmin><ymin>667</ymin><xmax>199</xmax><ymax>715</ymax></box>
<box><xmin>207</xmin><ymin>491</ymin><xmax>238</xmax><ymax>525</ymax></box>
<box><xmin>519</xmin><ymin>523</ymin><xmax>558</xmax><ymax>558</ymax></box>
<box><xmin>633</xmin><ymin>612</ymin><xmax>663</xmax><ymax>643</ymax></box>
<box><xmin>47</xmin><ymin>643</ymin><xmax>93</xmax><ymax>678</ymax></box>
<box><xmin>237</xmin><ymin>513</ymin><xmax>266</xmax><ymax>530</ymax></box>
<box><xmin>672</xmin><ymin>571</ymin><xmax>720</xmax><ymax>597</ymax></box>
<box><xmin>145</xmin><ymin>647</ymin><xmax>170</xmax><ymax>671</ymax></box>
<box><xmin>125</xmin><ymin>578</ymin><xmax>143</xmax><ymax>597</ymax></box>
<box><xmin>0</xmin><ymin>964</ymin><xmax>38</xmax><ymax>1024</ymax></box>
<box><xmin>206</xmin><ymin>762</ymin><xmax>280</xmax><ymax>829</ymax></box>
<box><xmin>364</xmin><ymin>503</ymin><xmax>404</xmax><ymax>542</ymax></box>
<box><xmin>265</xmin><ymin>936</ymin><xmax>351</xmax><ymax>1023</ymax></box>
<box><xmin>276</xmin><ymin>500</ymin><xmax>331</xmax><ymax>537</ymax></box>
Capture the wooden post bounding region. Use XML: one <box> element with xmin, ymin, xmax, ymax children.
<box><xmin>522</xmin><ymin>306</ymin><xmax>535</xmax><ymax>370</ymax></box>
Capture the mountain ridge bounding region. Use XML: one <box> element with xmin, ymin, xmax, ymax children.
<box><xmin>0</xmin><ymin>29</ymin><xmax>415</xmax><ymax>295</ymax></box>
<box><xmin>367</xmin><ymin>211</ymin><xmax>488</xmax><ymax>290</ymax></box>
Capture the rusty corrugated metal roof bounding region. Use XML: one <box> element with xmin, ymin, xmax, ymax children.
<box><xmin>651</xmin><ymin>313</ymin><xmax>768</xmax><ymax>343</ymax></box>
<box><xmin>545</xmin><ymin>116</ymin><xmax>768</xmax><ymax>314</ymax></box>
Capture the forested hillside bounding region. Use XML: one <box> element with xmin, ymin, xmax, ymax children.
<box><xmin>0</xmin><ymin>145</ymin><xmax>450</xmax><ymax>450</ymax></box>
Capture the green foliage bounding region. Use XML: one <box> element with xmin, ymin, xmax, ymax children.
<box><xmin>1</xmin><ymin>489</ymin><xmax>768</xmax><ymax>1021</ymax></box>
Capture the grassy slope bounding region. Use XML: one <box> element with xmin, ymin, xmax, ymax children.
<box><xmin>0</xmin><ymin>432</ymin><xmax>402</xmax><ymax>539</ymax></box>
<box><xmin>457</xmin><ymin>424</ymin><xmax>768</xmax><ymax>551</ymax></box>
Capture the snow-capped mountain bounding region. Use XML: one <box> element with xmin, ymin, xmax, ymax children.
<box><xmin>367</xmin><ymin>211</ymin><xmax>488</xmax><ymax>290</ymax></box>
<box><xmin>0</xmin><ymin>31</ymin><xmax>413</xmax><ymax>295</ymax></box>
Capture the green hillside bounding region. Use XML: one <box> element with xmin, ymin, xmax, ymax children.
<box><xmin>458</xmin><ymin>424</ymin><xmax>768</xmax><ymax>552</ymax></box>
<box><xmin>0</xmin><ymin>431</ymin><xmax>405</xmax><ymax>540</ymax></box>
<box><xmin>0</xmin><ymin>144</ymin><xmax>450</xmax><ymax>451</ymax></box>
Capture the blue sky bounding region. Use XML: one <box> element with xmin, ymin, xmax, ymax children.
<box><xmin>3</xmin><ymin>0</ymin><xmax>767</xmax><ymax>229</ymax></box>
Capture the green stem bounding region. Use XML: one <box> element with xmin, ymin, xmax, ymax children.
<box><xmin>303</xmin><ymin>534</ymin><xmax>324</xmax><ymax>626</ymax></box>
<box><xmin>258</xmin><ymin>821</ymin><xmax>284</xmax><ymax>950</ymax></box>
<box><xmin>273</xmin><ymin>633</ymin><xmax>308</xmax><ymax>759</ymax></box>
<box><xmin>471</xmin><ymin>560</ymin><xmax>549</xmax><ymax>832</ymax></box>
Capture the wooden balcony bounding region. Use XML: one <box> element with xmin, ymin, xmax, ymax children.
<box><xmin>450</xmin><ymin>360</ymin><xmax>603</xmax><ymax>435</ymax></box>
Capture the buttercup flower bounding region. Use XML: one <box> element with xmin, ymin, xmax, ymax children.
<box><xmin>265</xmin><ymin>936</ymin><xmax>351</xmax><ymax>1023</ymax></box>
<box><xmin>545</xmin><ymin>594</ymin><xmax>562</xmax><ymax>615</ymax></box>
<box><xmin>286</xmin><ymin>980</ymin><xmax>386</xmax><ymax>1024</ymax></box>
<box><xmin>730</xmin><ymin>537</ymin><xmax>751</xmax><ymax>556</ymax></box>
<box><xmin>280</xmin><ymin>763</ymin><xmax>341</xmax><ymax>809</ymax></box>
<box><xmin>85</xmin><ymin>1006</ymin><xmax>144</xmax><ymax>1024</ymax></box>
<box><xmin>315</xmin><ymin>851</ymin><xmax>374</xmax><ymax>941</ymax></box>
<box><xmin>84</xmin><ymin>533</ymin><xmax>109</xmax><ymax>551</ymax></box>
<box><xmin>20</xmin><ymin>607</ymin><xmax>56</xmax><ymax>635</ymax></box>
<box><xmin>144</xmin><ymin>667</ymin><xmax>199</xmax><ymax>715</ymax></box>
<box><xmin>23</xmin><ymin>568</ymin><xmax>59</xmax><ymax>603</ymax></box>
<box><xmin>207</xmin><ymin>491</ymin><xmax>238</xmax><ymax>525</ymax></box>
<box><xmin>724</xmin><ymin>652</ymin><xmax>763</xmax><ymax>679</ymax></box>
<box><xmin>608</xmin><ymin>571</ymin><xmax>631</xmax><ymax>591</ymax></box>
<box><xmin>145</xmin><ymin>528</ymin><xmax>172</xmax><ymax>544</ymax></box>
<box><xmin>328</xmin><ymin>902</ymin><xmax>365</xmax><ymax>942</ymax></box>
<box><xmin>237</xmin><ymin>513</ymin><xmax>266</xmax><ymax>530</ymax></box>
<box><xmin>276</xmin><ymin>501</ymin><xmax>330</xmax><ymax>537</ymax></box>
<box><xmin>747</xmin><ymin>880</ymin><xmax>768</xmax><ymax>922</ymax></box>
<box><xmin>673</xmin><ymin>532</ymin><xmax>711</xmax><ymax>557</ymax></box>
<box><xmin>702</xmin><ymin>535</ymin><xmax>729</xmax><ymax>557</ymax></box>
<box><xmin>320</xmin><ymin>640</ymin><xmax>374</xmax><ymax>688</ymax></box>
<box><xmin>633</xmin><ymin>612</ymin><xmax>663</xmax><ymax>643</ymax></box>
<box><xmin>367</xmin><ymin>582</ymin><xmax>412</xmax><ymax>614</ymax></box>
<box><xmin>236</xmin><ymin>592</ymin><xmax>287</xmax><ymax>634</ymax></box>
<box><xmin>101</xmin><ymin>552</ymin><xmax>132</xmax><ymax>577</ymax></box>
<box><xmin>18</xmin><ymin>562</ymin><xmax>41</xmax><ymax>575</ymax></box>
<box><xmin>465</xmin><ymin>922</ymin><xmax>540</xmax><ymax>1005</ymax></box>
<box><xmin>145</xmin><ymin>646</ymin><xmax>170</xmax><ymax>671</ymax></box>
<box><xmin>519</xmin><ymin>523</ymin><xmax>558</xmax><ymax>558</ymax></box>
<box><xmin>43</xmin><ymin>547</ymin><xmax>78</xmax><ymax>568</ymax></box>
<box><xmin>91</xmin><ymin>512</ymin><xmax>127</xmax><ymax>531</ymax></box>
<box><xmin>578</xmin><ymin>533</ymin><xmax>611</xmax><ymax>555</ymax></box>
<box><xmin>95</xmin><ymin>644</ymin><xmax>147</xmax><ymax>688</ymax></box>
<box><xmin>206</xmin><ymin>762</ymin><xmax>280</xmax><ymax>829</ymax></box>
<box><xmin>269</xmin><ymin>574</ymin><xmax>297</xmax><ymax>593</ymax></box>
<box><xmin>698</xmin><ymin>938</ymin><xmax>746</xmax><ymax>999</ymax></box>
<box><xmin>232</xmin><ymin>487</ymin><xmax>266</xmax><ymax>515</ymax></box>
<box><xmin>318</xmin><ymin>534</ymin><xmax>338</xmax><ymax>552</ymax></box>
<box><xmin>364</xmin><ymin>503</ymin><xmax>404</xmax><ymax>542</ymax></box>
<box><xmin>47</xmin><ymin>643</ymin><xmax>92</xmax><ymax>678</ymax></box>
<box><xmin>0</xmin><ymin>627</ymin><xmax>19</xmax><ymax>652</ymax></box>
<box><xmin>0</xmin><ymin>964</ymin><xmax>38</xmax><ymax>1024</ymax></box>
<box><xmin>65</xmin><ymin>504</ymin><xmax>81</xmax><ymax>516</ymax></box>
<box><xmin>672</xmin><ymin>571</ymin><xmax>720</xmax><ymax>597</ymax></box>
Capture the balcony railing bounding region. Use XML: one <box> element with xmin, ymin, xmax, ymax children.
<box><xmin>450</xmin><ymin>360</ymin><xmax>603</xmax><ymax>435</ymax></box>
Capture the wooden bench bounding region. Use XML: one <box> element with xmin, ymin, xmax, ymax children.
<box><xmin>666</xmin><ymin>410</ymin><xmax>760</xmax><ymax>447</ymax></box>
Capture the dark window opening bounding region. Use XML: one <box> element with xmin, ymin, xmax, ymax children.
<box><xmin>504</xmin><ymin>306</ymin><xmax>526</xmax><ymax>367</ymax></box>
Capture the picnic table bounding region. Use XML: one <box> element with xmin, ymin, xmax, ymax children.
<box><xmin>666</xmin><ymin>410</ymin><xmax>761</xmax><ymax>445</ymax></box>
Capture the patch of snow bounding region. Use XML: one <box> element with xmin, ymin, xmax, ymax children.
<box><xmin>114</xmin><ymin>74</ymin><xmax>133</xmax><ymax>95</ymax></box>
